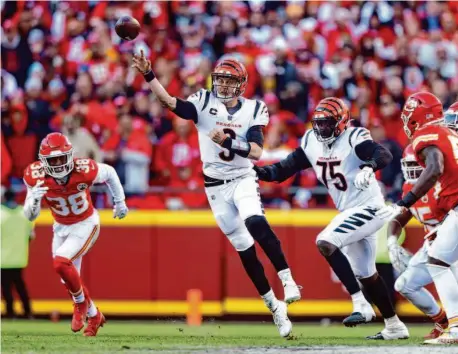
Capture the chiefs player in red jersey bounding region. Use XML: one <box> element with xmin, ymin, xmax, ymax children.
<box><xmin>377</xmin><ymin>92</ymin><xmax>458</xmax><ymax>344</ymax></box>
<box><xmin>23</xmin><ymin>133</ymin><xmax>128</xmax><ymax>336</ymax></box>
<box><xmin>386</xmin><ymin>144</ymin><xmax>456</xmax><ymax>339</ymax></box>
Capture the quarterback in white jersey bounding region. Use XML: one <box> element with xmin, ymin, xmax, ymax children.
<box><xmin>132</xmin><ymin>51</ymin><xmax>300</xmax><ymax>338</ymax></box>
<box><xmin>255</xmin><ymin>97</ymin><xmax>409</xmax><ymax>340</ymax></box>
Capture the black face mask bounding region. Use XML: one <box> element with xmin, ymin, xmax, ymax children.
<box><xmin>312</xmin><ymin>117</ymin><xmax>337</xmax><ymax>142</ymax></box>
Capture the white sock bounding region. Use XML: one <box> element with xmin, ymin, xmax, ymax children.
<box><xmin>72</xmin><ymin>291</ymin><xmax>85</xmax><ymax>304</ymax></box>
<box><xmin>87</xmin><ymin>300</ymin><xmax>97</xmax><ymax>317</ymax></box>
<box><xmin>427</xmin><ymin>264</ymin><xmax>458</xmax><ymax>321</ymax></box>
<box><xmin>384</xmin><ymin>315</ymin><xmax>401</xmax><ymax>327</ymax></box>
<box><xmin>261</xmin><ymin>289</ymin><xmax>279</xmax><ymax>312</ymax></box>
<box><xmin>278</xmin><ymin>269</ymin><xmax>293</xmax><ymax>283</ymax></box>
<box><xmin>350</xmin><ymin>291</ymin><xmax>369</xmax><ymax>312</ymax></box>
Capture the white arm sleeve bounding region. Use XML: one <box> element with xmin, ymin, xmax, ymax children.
<box><xmin>94</xmin><ymin>163</ymin><xmax>126</xmax><ymax>203</ymax></box>
<box><xmin>23</xmin><ymin>184</ymin><xmax>41</xmax><ymax>221</ymax></box>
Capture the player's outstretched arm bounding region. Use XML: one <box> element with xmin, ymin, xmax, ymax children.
<box><xmin>398</xmin><ymin>146</ymin><xmax>444</xmax><ymax>208</ymax></box>
<box><xmin>94</xmin><ymin>163</ymin><xmax>128</xmax><ymax>219</ymax></box>
<box><xmin>387</xmin><ymin>208</ymin><xmax>412</xmax><ymax>242</ymax></box>
<box><xmin>23</xmin><ymin>180</ymin><xmax>48</xmax><ymax>221</ymax></box>
<box><xmin>254</xmin><ymin>147</ymin><xmax>312</xmax><ymax>183</ymax></box>
<box><xmin>386</xmin><ymin>209</ymin><xmax>413</xmax><ymax>273</ymax></box>
<box><xmin>131</xmin><ymin>50</ymin><xmax>198</xmax><ymax>122</ymax></box>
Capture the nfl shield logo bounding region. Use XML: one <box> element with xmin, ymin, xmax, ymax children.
<box><xmin>77</xmin><ymin>183</ymin><xmax>88</xmax><ymax>191</ymax></box>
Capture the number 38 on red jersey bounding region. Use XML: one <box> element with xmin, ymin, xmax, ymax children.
<box><xmin>23</xmin><ymin>158</ymin><xmax>99</xmax><ymax>225</ymax></box>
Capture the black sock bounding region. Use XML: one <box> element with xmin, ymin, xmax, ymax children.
<box><xmin>238</xmin><ymin>245</ymin><xmax>271</xmax><ymax>296</ymax></box>
<box><xmin>245</xmin><ymin>216</ymin><xmax>289</xmax><ymax>272</ymax></box>
<box><xmin>324</xmin><ymin>248</ymin><xmax>360</xmax><ymax>295</ymax></box>
<box><xmin>361</xmin><ymin>274</ymin><xmax>396</xmax><ymax>319</ymax></box>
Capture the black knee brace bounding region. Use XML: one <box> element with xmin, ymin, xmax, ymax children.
<box><xmin>244</xmin><ymin>215</ymin><xmax>288</xmax><ymax>272</ymax></box>
<box><xmin>245</xmin><ymin>215</ymin><xmax>274</xmax><ymax>242</ymax></box>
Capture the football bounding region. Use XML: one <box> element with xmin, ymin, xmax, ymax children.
<box><xmin>115</xmin><ymin>16</ymin><xmax>140</xmax><ymax>41</ymax></box>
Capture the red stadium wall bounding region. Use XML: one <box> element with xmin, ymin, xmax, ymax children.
<box><xmin>3</xmin><ymin>210</ymin><xmax>431</xmax><ymax>317</ymax></box>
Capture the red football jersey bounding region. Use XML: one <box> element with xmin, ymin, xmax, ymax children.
<box><xmin>412</xmin><ymin>124</ymin><xmax>458</xmax><ymax>212</ymax></box>
<box><xmin>403</xmin><ymin>182</ymin><xmax>447</xmax><ymax>234</ymax></box>
<box><xmin>24</xmin><ymin>158</ymin><xmax>99</xmax><ymax>225</ymax></box>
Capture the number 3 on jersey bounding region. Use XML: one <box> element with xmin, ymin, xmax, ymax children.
<box><xmin>316</xmin><ymin>160</ymin><xmax>347</xmax><ymax>191</ymax></box>
<box><xmin>219</xmin><ymin>128</ymin><xmax>236</xmax><ymax>161</ymax></box>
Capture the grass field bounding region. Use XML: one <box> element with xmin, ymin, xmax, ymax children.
<box><xmin>2</xmin><ymin>320</ymin><xmax>457</xmax><ymax>353</ymax></box>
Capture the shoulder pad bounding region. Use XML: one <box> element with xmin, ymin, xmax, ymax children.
<box><xmin>23</xmin><ymin>161</ymin><xmax>45</xmax><ymax>187</ymax></box>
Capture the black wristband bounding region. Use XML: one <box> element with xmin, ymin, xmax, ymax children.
<box><xmin>359</xmin><ymin>161</ymin><xmax>376</xmax><ymax>170</ymax></box>
<box><xmin>221</xmin><ymin>138</ymin><xmax>232</xmax><ymax>150</ymax></box>
<box><xmin>221</xmin><ymin>138</ymin><xmax>251</xmax><ymax>158</ymax></box>
<box><xmin>143</xmin><ymin>70</ymin><xmax>156</xmax><ymax>82</ymax></box>
<box><xmin>397</xmin><ymin>191</ymin><xmax>418</xmax><ymax>208</ymax></box>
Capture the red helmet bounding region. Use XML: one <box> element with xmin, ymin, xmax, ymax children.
<box><xmin>401</xmin><ymin>92</ymin><xmax>443</xmax><ymax>139</ymax></box>
<box><xmin>39</xmin><ymin>133</ymin><xmax>74</xmax><ymax>178</ymax></box>
<box><xmin>311</xmin><ymin>97</ymin><xmax>350</xmax><ymax>143</ymax></box>
<box><xmin>444</xmin><ymin>102</ymin><xmax>458</xmax><ymax>132</ymax></box>
<box><xmin>211</xmin><ymin>58</ymin><xmax>248</xmax><ymax>103</ymax></box>
<box><xmin>401</xmin><ymin>144</ymin><xmax>423</xmax><ymax>183</ymax></box>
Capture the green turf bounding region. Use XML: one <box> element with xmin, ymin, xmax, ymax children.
<box><xmin>1</xmin><ymin>320</ymin><xmax>433</xmax><ymax>353</ymax></box>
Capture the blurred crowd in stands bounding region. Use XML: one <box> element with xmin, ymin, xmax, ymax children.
<box><xmin>1</xmin><ymin>1</ymin><xmax>458</xmax><ymax>209</ymax></box>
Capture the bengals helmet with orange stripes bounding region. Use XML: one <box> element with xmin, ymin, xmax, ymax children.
<box><xmin>211</xmin><ymin>58</ymin><xmax>248</xmax><ymax>103</ymax></box>
<box><xmin>311</xmin><ymin>97</ymin><xmax>350</xmax><ymax>144</ymax></box>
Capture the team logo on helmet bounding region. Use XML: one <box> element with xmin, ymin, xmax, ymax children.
<box><xmin>401</xmin><ymin>98</ymin><xmax>419</xmax><ymax>125</ymax></box>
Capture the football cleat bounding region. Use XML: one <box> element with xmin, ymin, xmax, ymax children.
<box><xmin>71</xmin><ymin>300</ymin><xmax>88</xmax><ymax>332</ymax></box>
<box><xmin>424</xmin><ymin>323</ymin><xmax>446</xmax><ymax>340</ymax></box>
<box><xmin>283</xmin><ymin>282</ymin><xmax>302</xmax><ymax>304</ymax></box>
<box><xmin>83</xmin><ymin>309</ymin><xmax>106</xmax><ymax>337</ymax></box>
<box><xmin>367</xmin><ymin>322</ymin><xmax>410</xmax><ymax>340</ymax></box>
<box><xmin>272</xmin><ymin>301</ymin><xmax>293</xmax><ymax>338</ymax></box>
<box><xmin>343</xmin><ymin>303</ymin><xmax>375</xmax><ymax>327</ymax></box>
<box><xmin>424</xmin><ymin>329</ymin><xmax>458</xmax><ymax>345</ymax></box>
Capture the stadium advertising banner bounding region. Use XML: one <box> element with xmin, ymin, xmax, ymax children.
<box><xmin>3</xmin><ymin>210</ymin><xmax>428</xmax><ymax>318</ymax></box>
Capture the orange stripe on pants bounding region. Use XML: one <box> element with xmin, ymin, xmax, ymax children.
<box><xmin>71</xmin><ymin>225</ymin><xmax>98</xmax><ymax>262</ymax></box>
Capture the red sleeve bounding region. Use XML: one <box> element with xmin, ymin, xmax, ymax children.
<box><xmin>1</xmin><ymin>136</ymin><xmax>12</xmax><ymax>184</ymax></box>
<box><xmin>91</xmin><ymin>2</ymin><xmax>107</xmax><ymax>19</ymax></box>
<box><xmin>401</xmin><ymin>183</ymin><xmax>413</xmax><ymax>199</ymax></box>
<box><xmin>412</xmin><ymin>125</ymin><xmax>449</xmax><ymax>163</ymax></box>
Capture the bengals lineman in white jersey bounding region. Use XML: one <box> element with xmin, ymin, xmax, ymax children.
<box><xmin>255</xmin><ymin>97</ymin><xmax>409</xmax><ymax>340</ymax></box>
<box><xmin>23</xmin><ymin>133</ymin><xmax>128</xmax><ymax>336</ymax></box>
<box><xmin>132</xmin><ymin>51</ymin><xmax>300</xmax><ymax>337</ymax></box>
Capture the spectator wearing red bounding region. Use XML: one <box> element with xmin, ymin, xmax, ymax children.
<box><xmin>265</xmin><ymin>93</ymin><xmax>304</xmax><ymax>148</ymax></box>
<box><xmin>2</xmin><ymin>94</ymin><xmax>37</xmax><ymax>179</ymax></box>
<box><xmin>1</xmin><ymin>20</ymin><xmax>33</xmax><ymax>87</ymax></box>
<box><xmin>52</xmin><ymin>72</ymin><xmax>117</xmax><ymax>142</ymax></box>
<box><xmin>1</xmin><ymin>133</ymin><xmax>13</xmax><ymax>186</ymax></box>
<box><xmin>102</xmin><ymin>113</ymin><xmax>152</xmax><ymax>196</ymax></box>
<box><xmin>155</xmin><ymin>119</ymin><xmax>206</xmax><ymax>209</ymax></box>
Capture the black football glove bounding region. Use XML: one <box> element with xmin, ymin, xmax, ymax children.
<box><xmin>253</xmin><ymin>165</ymin><xmax>275</xmax><ymax>182</ymax></box>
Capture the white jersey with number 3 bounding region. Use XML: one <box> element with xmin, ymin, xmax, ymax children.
<box><xmin>187</xmin><ymin>89</ymin><xmax>269</xmax><ymax>180</ymax></box>
<box><xmin>301</xmin><ymin>127</ymin><xmax>385</xmax><ymax>211</ymax></box>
